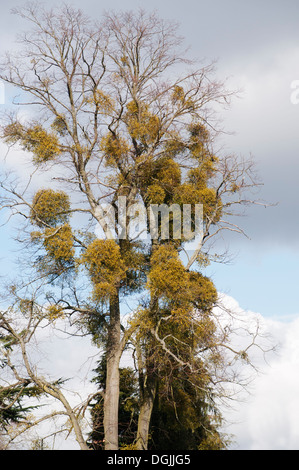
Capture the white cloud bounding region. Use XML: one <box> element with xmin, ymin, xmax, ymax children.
<box><xmin>220</xmin><ymin>295</ymin><xmax>299</xmax><ymax>450</ymax></box>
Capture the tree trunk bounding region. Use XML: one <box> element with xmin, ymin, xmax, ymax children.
<box><xmin>104</xmin><ymin>291</ymin><xmax>121</xmax><ymax>450</ymax></box>
<box><xmin>136</xmin><ymin>372</ymin><xmax>157</xmax><ymax>450</ymax></box>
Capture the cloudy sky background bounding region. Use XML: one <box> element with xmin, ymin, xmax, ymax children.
<box><xmin>0</xmin><ymin>0</ymin><xmax>299</xmax><ymax>450</ymax></box>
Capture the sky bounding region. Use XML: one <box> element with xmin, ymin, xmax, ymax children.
<box><xmin>0</xmin><ymin>0</ymin><xmax>299</xmax><ymax>450</ymax></box>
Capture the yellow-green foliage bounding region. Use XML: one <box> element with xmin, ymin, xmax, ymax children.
<box><xmin>100</xmin><ymin>133</ymin><xmax>130</xmax><ymax>167</ymax></box>
<box><xmin>45</xmin><ymin>304</ymin><xmax>65</xmax><ymax>321</ymax></box>
<box><xmin>136</xmin><ymin>157</ymin><xmax>155</xmax><ymax>191</ymax></box>
<box><xmin>165</xmin><ymin>304</ymin><xmax>216</xmax><ymax>347</ymax></box>
<box><xmin>118</xmin><ymin>240</ymin><xmax>146</xmax><ymax>292</ymax></box>
<box><xmin>198</xmin><ymin>187</ymin><xmax>222</xmax><ymax>222</ymax></box>
<box><xmin>188</xmin><ymin>122</ymin><xmax>210</xmax><ymax>143</ymax></box>
<box><xmin>82</xmin><ymin>239</ymin><xmax>127</xmax><ymax>300</ymax></box>
<box><xmin>155</xmin><ymin>157</ymin><xmax>181</xmax><ymax>195</ymax></box>
<box><xmin>147</xmin><ymin>244</ymin><xmax>189</xmax><ymax>301</ymax></box>
<box><xmin>137</xmin><ymin>156</ymin><xmax>181</xmax><ymax>203</ymax></box>
<box><xmin>163</xmin><ymin>134</ymin><xmax>186</xmax><ymax>158</ymax></box>
<box><xmin>194</xmin><ymin>315</ymin><xmax>217</xmax><ymax>344</ymax></box>
<box><xmin>125</xmin><ymin>101</ymin><xmax>160</xmax><ymax>145</ymax></box>
<box><xmin>173</xmin><ymin>183</ymin><xmax>201</xmax><ymax>205</ymax></box>
<box><xmin>173</xmin><ymin>181</ymin><xmax>222</xmax><ymax>223</ymax></box>
<box><xmin>187</xmin><ymin>122</ymin><xmax>211</xmax><ymax>161</ymax></box>
<box><xmin>3</xmin><ymin>121</ymin><xmax>61</xmax><ymax>164</ymax></box>
<box><xmin>129</xmin><ymin>307</ymin><xmax>160</xmax><ymax>343</ymax></box>
<box><xmin>120</xmin><ymin>240</ymin><xmax>145</xmax><ymax>272</ymax></box>
<box><xmin>196</xmin><ymin>252</ymin><xmax>210</xmax><ymax>268</ymax></box>
<box><xmin>92</xmin><ymin>89</ymin><xmax>115</xmax><ymax>114</ymax></box>
<box><xmin>43</xmin><ymin>224</ymin><xmax>75</xmax><ymax>262</ymax></box>
<box><xmin>146</xmin><ymin>184</ymin><xmax>166</xmax><ymax>204</ymax></box>
<box><xmin>30</xmin><ymin>189</ymin><xmax>70</xmax><ymax>227</ymax></box>
<box><xmin>171</xmin><ymin>85</ymin><xmax>185</xmax><ymax>104</ymax></box>
<box><xmin>169</xmin><ymin>305</ymin><xmax>193</xmax><ymax>327</ymax></box>
<box><xmin>147</xmin><ymin>244</ymin><xmax>217</xmax><ymax>315</ymax></box>
<box><xmin>188</xmin><ymin>161</ymin><xmax>217</xmax><ymax>189</ymax></box>
<box><xmin>171</xmin><ymin>85</ymin><xmax>195</xmax><ymax>109</ymax></box>
<box><xmin>188</xmin><ymin>272</ymin><xmax>217</xmax><ymax>312</ymax></box>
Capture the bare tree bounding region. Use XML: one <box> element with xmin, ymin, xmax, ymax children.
<box><xmin>0</xmin><ymin>286</ymin><xmax>92</xmax><ymax>450</ymax></box>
